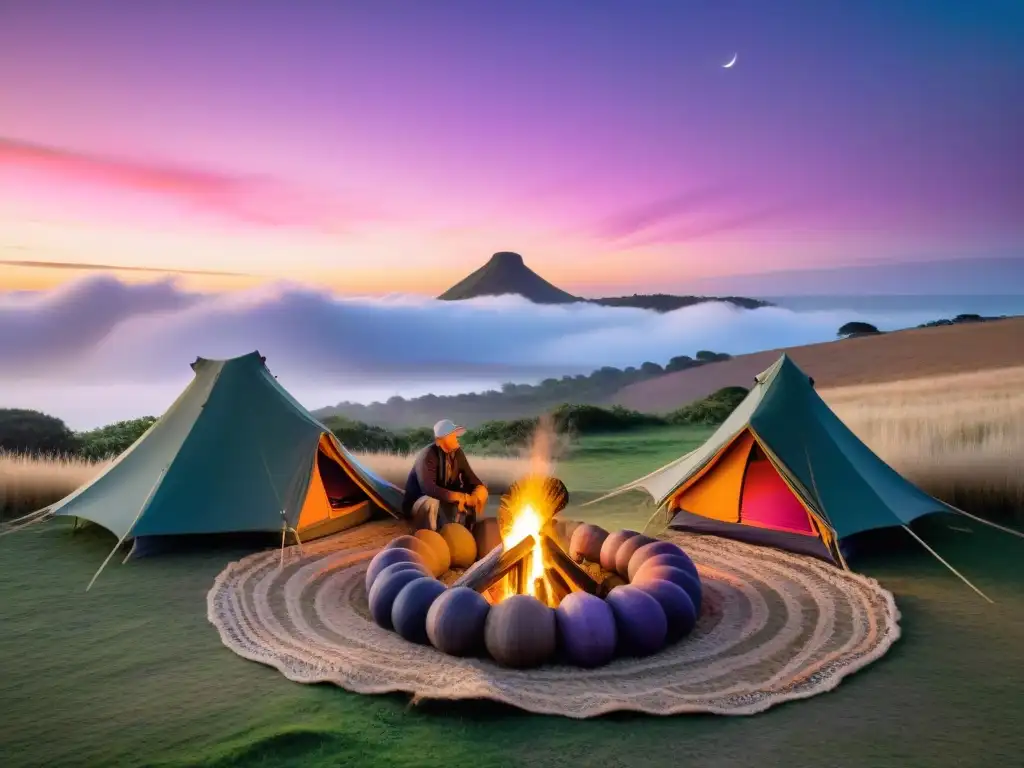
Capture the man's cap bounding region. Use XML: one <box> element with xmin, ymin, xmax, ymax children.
<box><xmin>433</xmin><ymin>419</ymin><xmax>466</xmax><ymax>439</ymax></box>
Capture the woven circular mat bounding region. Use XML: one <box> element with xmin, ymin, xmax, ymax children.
<box><xmin>207</xmin><ymin>520</ymin><xmax>900</xmax><ymax>718</ymax></box>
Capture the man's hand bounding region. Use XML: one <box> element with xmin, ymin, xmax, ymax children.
<box><xmin>471</xmin><ymin>485</ymin><xmax>489</xmax><ymax>509</ymax></box>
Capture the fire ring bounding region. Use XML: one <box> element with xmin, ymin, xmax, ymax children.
<box><xmin>366</xmin><ymin>478</ymin><xmax>703</xmax><ymax>669</ymax></box>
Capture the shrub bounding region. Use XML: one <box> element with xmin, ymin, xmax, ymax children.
<box><xmin>550</xmin><ymin>404</ymin><xmax>665</xmax><ymax>434</ymax></box>
<box><xmin>667</xmin><ymin>386</ymin><xmax>749</xmax><ymax>425</ymax></box>
<box><xmin>77</xmin><ymin>417</ymin><xmax>158</xmax><ymax>461</ymax></box>
<box><xmin>838</xmin><ymin>321</ymin><xmax>880</xmax><ymax>337</ymax></box>
<box><xmin>0</xmin><ymin>409</ymin><xmax>79</xmax><ymax>457</ymax></box>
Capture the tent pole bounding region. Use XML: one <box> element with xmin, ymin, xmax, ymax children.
<box><xmin>831</xmin><ymin>538</ymin><xmax>850</xmax><ymax>571</ymax></box>
<box><xmin>279</xmin><ymin>521</ymin><xmax>288</xmax><ymax>570</ymax></box>
<box><xmin>799</xmin><ymin>443</ymin><xmax>847</xmax><ymax>569</ymax></box>
<box><xmin>945</xmin><ymin>505</ymin><xmax>1024</xmax><ymax>540</ymax></box>
<box><xmin>120</xmin><ymin>542</ymin><xmax>137</xmax><ymax>565</ymax></box>
<box><xmin>901</xmin><ymin>525</ymin><xmax>994</xmax><ymax>604</ymax></box>
<box><xmin>86</xmin><ymin>468</ymin><xmax>166</xmax><ymax>592</ymax></box>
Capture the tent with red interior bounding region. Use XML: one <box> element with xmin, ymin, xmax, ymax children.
<box><xmin>583</xmin><ymin>354</ymin><xmax>1022</xmax><ymax>601</ymax></box>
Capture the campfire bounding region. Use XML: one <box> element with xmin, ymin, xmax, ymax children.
<box><xmin>452</xmin><ymin>475</ymin><xmax>602</xmax><ymax>606</ymax></box>
<box><xmin>367</xmin><ymin>464</ymin><xmax>702</xmax><ymax>668</ymax></box>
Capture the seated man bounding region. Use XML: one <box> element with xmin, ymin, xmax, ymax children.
<box><xmin>403</xmin><ymin>419</ymin><xmax>489</xmax><ymax>531</ymax></box>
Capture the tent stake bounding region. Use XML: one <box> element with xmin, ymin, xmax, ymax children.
<box><xmin>901</xmin><ymin>525</ymin><xmax>994</xmax><ymax>604</ymax></box>
<box><xmin>86</xmin><ymin>468</ymin><xmax>166</xmax><ymax>592</ymax></box>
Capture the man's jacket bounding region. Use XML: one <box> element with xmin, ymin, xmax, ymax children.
<box><xmin>402</xmin><ymin>443</ymin><xmax>484</xmax><ymax>518</ymax></box>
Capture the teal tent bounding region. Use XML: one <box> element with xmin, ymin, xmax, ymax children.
<box><xmin>48</xmin><ymin>352</ymin><xmax>402</xmax><ymax>556</ymax></box>
<box><xmin>586</xmin><ymin>354</ymin><xmax>1019</xmax><ymax>596</ymax></box>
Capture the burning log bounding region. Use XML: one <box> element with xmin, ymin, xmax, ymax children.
<box><xmin>533</xmin><ymin>576</ymin><xmax>551</xmax><ymax>608</ymax></box>
<box><xmin>545</xmin><ymin>568</ymin><xmax>572</xmax><ymax>603</ymax></box>
<box><xmin>451</xmin><ymin>540</ymin><xmax>503</xmax><ymax>588</ymax></box>
<box><xmin>511</xmin><ymin>558</ymin><xmax>528</xmax><ymax>596</ymax></box>
<box><xmin>541</xmin><ymin>535</ymin><xmax>600</xmax><ymax>595</ymax></box>
<box><xmin>452</xmin><ymin>535</ymin><xmax>536</xmax><ymax>594</ymax></box>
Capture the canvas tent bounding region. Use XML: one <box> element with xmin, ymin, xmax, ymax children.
<box><xmin>46</xmin><ymin>351</ymin><xmax>403</xmax><ymax>557</ymax></box>
<box><xmin>585</xmin><ymin>354</ymin><xmax>1015</xmax><ymax>583</ymax></box>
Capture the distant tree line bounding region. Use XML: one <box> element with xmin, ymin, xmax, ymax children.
<box><xmin>916</xmin><ymin>313</ymin><xmax>1006</xmax><ymax>328</ymax></box>
<box><xmin>838</xmin><ymin>313</ymin><xmax>1011</xmax><ymax>338</ymax></box>
<box><xmin>0</xmin><ymin>410</ymin><xmax>157</xmax><ymax>460</ymax></box>
<box><xmin>283</xmin><ymin>388</ymin><xmax>749</xmax><ymax>456</ymax></box>
<box><xmin>1</xmin><ymin>387</ymin><xmax>750</xmax><ymax>461</ymax></box>
<box><xmin>589</xmin><ymin>294</ymin><xmax>770</xmax><ymax>312</ymax></box>
<box><xmin>314</xmin><ymin>349</ymin><xmax>733</xmax><ymax>429</ymax></box>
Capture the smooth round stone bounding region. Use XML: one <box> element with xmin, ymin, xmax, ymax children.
<box><xmin>599</xmin><ymin>573</ymin><xmax>628</xmax><ymax>597</ymax></box>
<box><xmin>473</xmin><ymin>517</ymin><xmax>502</xmax><ymax>558</ymax></box>
<box><xmin>440</xmin><ymin>523</ymin><xmax>477</xmax><ymax>569</ymax></box>
<box><xmin>569</xmin><ymin>523</ymin><xmax>609</xmax><ymax>563</ymax></box>
<box><xmin>632</xmin><ymin>563</ymin><xmax>702</xmax><ymax>614</ymax></box>
<box><xmin>385</xmin><ymin>535</ymin><xmax>441</xmax><ymax>575</ymax></box>
<box><xmin>614</xmin><ymin>534</ymin><xmax>657</xmax><ymax>578</ymax></box>
<box><xmin>626</xmin><ymin>540</ymin><xmax>687</xmax><ymax>582</ymax></box>
<box><xmin>375</xmin><ymin>560</ymin><xmax>430</xmax><ymax>586</ymax></box>
<box><xmin>414</xmin><ymin>529</ymin><xmax>451</xmax><ymax>575</ymax></box>
<box><xmin>484</xmin><ymin>594</ymin><xmax>557</xmax><ymax>668</ymax></box>
<box><xmin>560</xmin><ymin>519</ymin><xmax>583</xmax><ymax>547</ymax></box>
<box><xmin>365</xmin><ymin>547</ymin><xmax>428</xmax><ymax>593</ymax></box>
<box><xmin>392</xmin><ymin>578</ymin><xmax>447</xmax><ymax>644</ymax></box>
<box><xmin>368</xmin><ymin>567</ymin><xmax>428</xmax><ymax>630</ymax></box>
<box><xmin>633</xmin><ymin>551</ymin><xmax>699</xmax><ymax>583</ymax></box>
<box><xmin>599</xmin><ymin>529</ymin><xmax>640</xmax><ymax>571</ymax></box>
<box><xmin>605</xmin><ymin>585</ymin><xmax>668</xmax><ymax>657</ymax></box>
<box><xmin>634</xmin><ymin>578</ymin><xmax>698</xmax><ymax>643</ymax></box>
<box><xmin>555</xmin><ymin>592</ymin><xmax>617</xmax><ymax>668</ymax></box>
<box><xmin>426</xmin><ymin>586</ymin><xmax>490</xmax><ymax>656</ymax></box>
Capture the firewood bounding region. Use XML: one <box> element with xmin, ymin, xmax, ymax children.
<box><xmin>545</xmin><ymin>567</ymin><xmax>571</xmax><ymax>603</ymax></box>
<box><xmin>451</xmin><ymin>540</ymin><xmax>503</xmax><ymax>589</ymax></box>
<box><xmin>513</xmin><ymin>558</ymin><xmax>528</xmax><ymax>596</ymax></box>
<box><xmin>452</xmin><ymin>535</ymin><xmax>535</xmax><ymax>593</ymax></box>
<box><xmin>533</xmin><ymin>576</ymin><xmax>551</xmax><ymax>608</ymax></box>
<box><xmin>541</xmin><ymin>535</ymin><xmax>600</xmax><ymax>595</ymax></box>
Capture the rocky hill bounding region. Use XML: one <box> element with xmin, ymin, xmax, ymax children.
<box><xmin>438</xmin><ymin>251</ymin><xmax>577</xmax><ymax>303</ymax></box>
<box><xmin>437</xmin><ymin>251</ymin><xmax>770</xmax><ymax>311</ymax></box>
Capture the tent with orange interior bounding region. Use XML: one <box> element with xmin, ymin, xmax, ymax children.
<box><xmin>584</xmin><ymin>354</ymin><xmax>1022</xmax><ymax>600</ymax></box>
<box><xmin>38</xmin><ymin>352</ymin><xmax>402</xmax><ymax>566</ymax></box>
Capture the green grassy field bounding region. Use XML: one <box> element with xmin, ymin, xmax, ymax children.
<box><xmin>2</xmin><ymin>427</ymin><xmax>1023</xmax><ymax>768</ymax></box>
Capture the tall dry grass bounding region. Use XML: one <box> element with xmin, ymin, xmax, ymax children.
<box><xmin>3</xmin><ymin>368</ymin><xmax>1022</xmax><ymax>524</ymax></box>
<box><xmin>821</xmin><ymin>366</ymin><xmax>1024</xmax><ymax>520</ymax></box>
<box><xmin>0</xmin><ymin>450</ymin><xmax>529</xmax><ymax>521</ymax></box>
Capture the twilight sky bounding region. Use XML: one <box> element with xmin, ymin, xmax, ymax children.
<box><xmin>0</xmin><ymin>0</ymin><xmax>1022</xmax><ymax>297</ymax></box>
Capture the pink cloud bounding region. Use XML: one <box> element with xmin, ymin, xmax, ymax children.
<box><xmin>0</xmin><ymin>137</ymin><xmax>383</xmax><ymax>232</ymax></box>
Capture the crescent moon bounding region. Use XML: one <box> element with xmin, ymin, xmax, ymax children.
<box><xmin>723</xmin><ymin>53</ymin><xmax>738</xmax><ymax>68</ymax></box>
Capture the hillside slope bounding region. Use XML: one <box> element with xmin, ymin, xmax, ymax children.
<box><xmin>437</xmin><ymin>251</ymin><xmax>771</xmax><ymax>310</ymax></box>
<box><xmin>438</xmin><ymin>251</ymin><xmax>578</xmax><ymax>303</ymax></box>
<box><xmin>610</xmin><ymin>316</ymin><xmax>1024</xmax><ymax>412</ymax></box>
